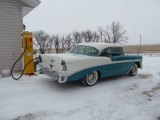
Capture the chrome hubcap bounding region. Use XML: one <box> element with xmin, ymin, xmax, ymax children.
<box><xmin>86</xmin><ymin>71</ymin><xmax>98</xmax><ymax>85</ymax></box>
<box><xmin>132</xmin><ymin>65</ymin><xmax>138</xmax><ymax>75</ymax></box>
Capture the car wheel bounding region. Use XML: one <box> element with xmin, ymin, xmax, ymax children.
<box><xmin>129</xmin><ymin>64</ymin><xmax>138</xmax><ymax>76</ymax></box>
<box><xmin>81</xmin><ymin>71</ymin><xmax>99</xmax><ymax>86</ymax></box>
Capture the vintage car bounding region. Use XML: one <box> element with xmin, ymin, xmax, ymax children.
<box><xmin>40</xmin><ymin>43</ymin><xmax>143</xmax><ymax>86</ymax></box>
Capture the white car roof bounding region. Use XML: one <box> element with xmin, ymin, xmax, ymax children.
<box><xmin>77</xmin><ymin>42</ymin><xmax>122</xmax><ymax>52</ymax></box>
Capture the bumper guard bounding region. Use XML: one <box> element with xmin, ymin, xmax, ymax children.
<box><xmin>42</xmin><ymin>67</ymin><xmax>68</xmax><ymax>83</ymax></box>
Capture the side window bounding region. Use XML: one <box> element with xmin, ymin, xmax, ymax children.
<box><xmin>85</xmin><ymin>46</ymin><xmax>98</xmax><ymax>56</ymax></box>
<box><xmin>90</xmin><ymin>47</ymin><xmax>98</xmax><ymax>55</ymax></box>
<box><xmin>100</xmin><ymin>48</ymin><xmax>112</xmax><ymax>57</ymax></box>
<box><xmin>111</xmin><ymin>47</ymin><xmax>123</xmax><ymax>57</ymax></box>
<box><xmin>79</xmin><ymin>46</ymin><xmax>85</xmax><ymax>54</ymax></box>
<box><xmin>85</xmin><ymin>46</ymin><xmax>91</xmax><ymax>54</ymax></box>
<box><xmin>100</xmin><ymin>47</ymin><xmax>123</xmax><ymax>57</ymax></box>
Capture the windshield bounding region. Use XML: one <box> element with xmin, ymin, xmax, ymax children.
<box><xmin>68</xmin><ymin>45</ymin><xmax>99</xmax><ymax>56</ymax></box>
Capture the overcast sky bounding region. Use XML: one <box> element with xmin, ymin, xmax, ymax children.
<box><xmin>24</xmin><ymin>0</ymin><xmax>160</xmax><ymax>45</ymax></box>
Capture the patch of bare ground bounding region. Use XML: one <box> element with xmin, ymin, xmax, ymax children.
<box><xmin>157</xmin><ymin>117</ymin><xmax>160</xmax><ymax>120</ymax></box>
<box><xmin>129</xmin><ymin>84</ymin><xmax>137</xmax><ymax>90</ymax></box>
<box><xmin>14</xmin><ymin>113</ymin><xmax>35</xmax><ymax>120</ymax></box>
<box><xmin>14</xmin><ymin>112</ymin><xmax>47</xmax><ymax>120</ymax></box>
<box><xmin>152</xmin><ymin>85</ymin><xmax>160</xmax><ymax>91</ymax></box>
<box><xmin>142</xmin><ymin>84</ymin><xmax>160</xmax><ymax>98</ymax></box>
<box><xmin>142</xmin><ymin>91</ymin><xmax>153</xmax><ymax>97</ymax></box>
<box><xmin>138</xmin><ymin>73</ymin><xmax>152</xmax><ymax>79</ymax></box>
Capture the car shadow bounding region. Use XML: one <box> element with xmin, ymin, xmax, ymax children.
<box><xmin>99</xmin><ymin>75</ymin><xmax>131</xmax><ymax>83</ymax></box>
<box><xmin>42</xmin><ymin>78</ymin><xmax>84</xmax><ymax>91</ymax></box>
<box><xmin>42</xmin><ymin>75</ymin><xmax>131</xmax><ymax>91</ymax></box>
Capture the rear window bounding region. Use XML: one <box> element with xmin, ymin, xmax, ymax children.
<box><xmin>68</xmin><ymin>45</ymin><xmax>99</xmax><ymax>56</ymax></box>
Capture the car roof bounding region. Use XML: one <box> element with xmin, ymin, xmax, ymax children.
<box><xmin>77</xmin><ymin>42</ymin><xmax>122</xmax><ymax>52</ymax></box>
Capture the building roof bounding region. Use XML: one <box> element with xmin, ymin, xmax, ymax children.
<box><xmin>21</xmin><ymin>0</ymin><xmax>41</xmax><ymax>17</ymax></box>
<box><xmin>77</xmin><ymin>42</ymin><xmax>122</xmax><ymax>52</ymax></box>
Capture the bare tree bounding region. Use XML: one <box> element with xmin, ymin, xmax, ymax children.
<box><xmin>104</xmin><ymin>26</ymin><xmax>112</xmax><ymax>43</ymax></box>
<box><xmin>81</xmin><ymin>31</ymin><xmax>88</xmax><ymax>42</ymax></box>
<box><xmin>54</xmin><ymin>35</ymin><xmax>61</xmax><ymax>53</ymax></box>
<box><xmin>98</xmin><ymin>26</ymin><xmax>104</xmax><ymax>42</ymax></box>
<box><xmin>61</xmin><ymin>36</ymin><xmax>65</xmax><ymax>53</ymax></box>
<box><xmin>81</xmin><ymin>30</ymin><xmax>94</xmax><ymax>42</ymax></box>
<box><xmin>47</xmin><ymin>36</ymin><xmax>56</xmax><ymax>53</ymax></box>
<box><xmin>33</xmin><ymin>30</ymin><xmax>50</xmax><ymax>54</ymax></box>
<box><xmin>92</xmin><ymin>31</ymin><xmax>100</xmax><ymax>42</ymax></box>
<box><xmin>33</xmin><ymin>21</ymin><xmax>128</xmax><ymax>54</ymax></box>
<box><xmin>64</xmin><ymin>34</ymin><xmax>73</xmax><ymax>51</ymax></box>
<box><xmin>72</xmin><ymin>31</ymin><xmax>82</xmax><ymax>45</ymax></box>
<box><xmin>85</xmin><ymin>30</ymin><xmax>93</xmax><ymax>42</ymax></box>
<box><xmin>105</xmin><ymin>21</ymin><xmax>128</xmax><ymax>44</ymax></box>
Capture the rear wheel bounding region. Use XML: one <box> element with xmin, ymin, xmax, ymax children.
<box><xmin>81</xmin><ymin>71</ymin><xmax>99</xmax><ymax>86</ymax></box>
<box><xmin>129</xmin><ymin>64</ymin><xmax>138</xmax><ymax>76</ymax></box>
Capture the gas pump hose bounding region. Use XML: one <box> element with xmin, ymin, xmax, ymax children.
<box><xmin>11</xmin><ymin>40</ymin><xmax>38</xmax><ymax>80</ymax></box>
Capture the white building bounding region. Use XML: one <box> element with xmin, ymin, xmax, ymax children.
<box><xmin>0</xmin><ymin>0</ymin><xmax>40</xmax><ymax>73</ymax></box>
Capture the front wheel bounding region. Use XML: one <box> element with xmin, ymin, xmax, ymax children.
<box><xmin>81</xmin><ymin>71</ymin><xmax>99</xmax><ymax>86</ymax></box>
<box><xmin>129</xmin><ymin>64</ymin><xmax>138</xmax><ymax>76</ymax></box>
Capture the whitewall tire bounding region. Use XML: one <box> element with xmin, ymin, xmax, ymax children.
<box><xmin>82</xmin><ymin>71</ymin><xmax>99</xmax><ymax>86</ymax></box>
<box><xmin>129</xmin><ymin>64</ymin><xmax>138</xmax><ymax>76</ymax></box>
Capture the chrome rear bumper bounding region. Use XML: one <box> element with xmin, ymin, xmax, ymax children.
<box><xmin>42</xmin><ymin>67</ymin><xmax>68</xmax><ymax>83</ymax></box>
<box><xmin>42</xmin><ymin>68</ymin><xmax>59</xmax><ymax>81</ymax></box>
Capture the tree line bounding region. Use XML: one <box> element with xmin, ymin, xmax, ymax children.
<box><xmin>33</xmin><ymin>21</ymin><xmax>128</xmax><ymax>54</ymax></box>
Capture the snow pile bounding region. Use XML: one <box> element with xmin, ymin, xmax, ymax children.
<box><xmin>0</xmin><ymin>56</ymin><xmax>160</xmax><ymax>120</ymax></box>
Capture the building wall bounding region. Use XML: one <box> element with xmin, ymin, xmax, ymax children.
<box><xmin>0</xmin><ymin>0</ymin><xmax>23</xmax><ymax>73</ymax></box>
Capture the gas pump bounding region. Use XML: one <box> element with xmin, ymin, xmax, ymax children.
<box><xmin>22</xmin><ymin>32</ymin><xmax>34</xmax><ymax>75</ymax></box>
<box><xmin>11</xmin><ymin>31</ymin><xmax>36</xmax><ymax>80</ymax></box>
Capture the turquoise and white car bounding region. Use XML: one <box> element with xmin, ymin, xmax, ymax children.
<box><xmin>40</xmin><ymin>43</ymin><xmax>143</xmax><ymax>86</ymax></box>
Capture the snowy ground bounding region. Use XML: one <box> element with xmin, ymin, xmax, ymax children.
<box><xmin>0</xmin><ymin>56</ymin><xmax>160</xmax><ymax>120</ymax></box>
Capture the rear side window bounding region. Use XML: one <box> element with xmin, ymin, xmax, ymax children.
<box><xmin>100</xmin><ymin>47</ymin><xmax>123</xmax><ymax>57</ymax></box>
<box><xmin>111</xmin><ymin>47</ymin><xmax>123</xmax><ymax>57</ymax></box>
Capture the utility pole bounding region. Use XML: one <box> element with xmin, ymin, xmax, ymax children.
<box><xmin>140</xmin><ymin>34</ymin><xmax>142</xmax><ymax>53</ymax></box>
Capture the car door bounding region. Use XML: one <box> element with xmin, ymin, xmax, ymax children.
<box><xmin>110</xmin><ymin>47</ymin><xmax>128</xmax><ymax>75</ymax></box>
<box><xmin>100</xmin><ymin>47</ymin><xmax>130</xmax><ymax>77</ymax></box>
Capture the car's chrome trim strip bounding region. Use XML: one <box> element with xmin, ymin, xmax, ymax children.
<box><xmin>112</xmin><ymin>59</ymin><xmax>142</xmax><ymax>64</ymax></box>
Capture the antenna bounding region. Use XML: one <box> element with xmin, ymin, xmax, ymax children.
<box><xmin>140</xmin><ymin>34</ymin><xmax>142</xmax><ymax>53</ymax></box>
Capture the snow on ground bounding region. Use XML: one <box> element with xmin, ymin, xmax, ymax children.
<box><xmin>0</xmin><ymin>56</ymin><xmax>160</xmax><ymax>120</ymax></box>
